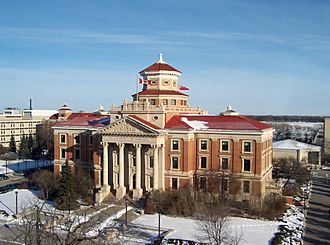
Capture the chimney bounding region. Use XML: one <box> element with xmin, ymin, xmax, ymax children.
<box><xmin>29</xmin><ymin>98</ymin><xmax>32</xmax><ymax>110</ymax></box>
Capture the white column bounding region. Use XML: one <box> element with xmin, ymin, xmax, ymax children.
<box><xmin>159</xmin><ymin>144</ymin><xmax>165</xmax><ymax>190</ymax></box>
<box><xmin>116</xmin><ymin>143</ymin><xmax>126</xmax><ymax>198</ymax></box>
<box><xmin>133</xmin><ymin>144</ymin><xmax>143</xmax><ymax>199</ymax></box>
<box><xmin>153</xmin><ymin>145</ymin><xmax>159</xmax><ymax>190</ymax></box>
<box><xmin>102</xmin><ymin>142</ymin><xmax>109</xmax><ymax>187</ymax></box>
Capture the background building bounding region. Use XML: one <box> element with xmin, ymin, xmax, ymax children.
<box><xmin>273</xmin><ymin>139</ymin><xmax>321</xmax><ymax>166</ymax></box>
<box><xmin>0</xmin><ymin>107</ymin><xmax>57</xmax><ymax>148</ymax></box>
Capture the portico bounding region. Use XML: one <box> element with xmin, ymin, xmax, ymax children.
<box><xmin>97</xmin><ymin>116</ymin><xmax>165</xmax><ymax>201</ymax></box>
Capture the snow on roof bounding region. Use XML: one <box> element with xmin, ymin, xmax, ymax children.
<box><xmin>165</xmin><ymin>115</ymin><xmax>272</xmax><ymax>131</ymax></box>
<box><xmin>181</xmin><ymin>117</ymin><xmax>209</xmax><ymax>130</ymax></box>
<box><xmin>273</xmin><ymin>139</ymin><xmax>321</xmax><ymax>151</ymax></box>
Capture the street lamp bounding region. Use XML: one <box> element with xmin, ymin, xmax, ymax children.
<box><xmin>15</xmin><ymin>191</ymin><xmax>18</xmax><ymax>215</ymax></box>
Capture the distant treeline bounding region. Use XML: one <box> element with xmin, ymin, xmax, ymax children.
<box><xmin>244</xmin><ymin>115</ymin><xmax>324</xmax><ymax>123</ymax></box>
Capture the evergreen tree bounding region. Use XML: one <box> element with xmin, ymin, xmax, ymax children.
<box><xmin>27</xmin><ymin>133</ymin><xmax>34</xmax><ymax>158</ymax></box>
<box><xmin>56</xmin><ymin>160</ymin><xmax>79</xmax><ymax>210</ymax></box>
<box><xmin>19</xmin><ymin>134</ymin><xmax>29</xmax><ymax>159</ymax></box>
<box><xmin>9</xmin><ymin>135</ymin><xmax>17</xmax><ymax>153</ymax></box>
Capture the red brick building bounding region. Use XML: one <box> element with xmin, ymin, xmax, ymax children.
<box><xmin>53</xmin><ymin>55</ymin><xmax>275</xmax><ymax>203</ymax></box>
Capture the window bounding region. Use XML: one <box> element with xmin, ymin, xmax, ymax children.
<box><xmin>221</xmin><ymin>158</ymin><xmax>229</xmax><ymax>170</ymax></box>
<box><xmin>172</xmin><ymin>178</ymin><xmax>178</xmax><ymax>189</ymax></box>
<box><xmin>150</xmin><ymin>99</ymin><xmax>156</xmax><ymax>105</ymax></box>
<box><xmin>150</xmin><ymin>176</ymin><xmax>154</xmax><ymax>189</ymax></box>
<box><xmin>172</xmin><ymin>157</ymin><xmax>179</xmax><ymax>169</ymax></box>
<box><xmin>132</xmin><ymin>174</ymin><xmax>136</xmax><ymax>189</ymax></box>
<box><xmin>243</xmin><ymin>141</ymin><xmax>252</xmax><ymax>152</ymax></box>
<box><xmin>60</xmin><ymin>134</ymin><xmax>66</xmax><ymax>144</ymax></box>
<box><xmin>163</xmin><ymin>99</ymin><xmax>168</xmax><ymax>105</ymax></box>
<box><xmin>243</xmin><ymin>159</ymin><xmax>251</xmax><ymax>172</ymax></box>
<box><xmin>172</xmin><ymin>139</ymin><xmax>179</xmax><ymax>151</ymax></box>
<box><xmin>171</xmin><ymin>99</ymin><xmax>176</xmax><ymax>105</ymax></box>
<box><xmin>74</xmin><ymin>149</ymin><xmax>80</xmax><ymax>160</ymax></box>
<box><xmin>60</xmin><ymin>148</ymin><xmax>66</xmax><ymax>159</ymax></box>
<box><xmin>149</xmin><ymin>156</ymin><xmax>154</xmax><ymax>168</ymax></box>
<box><xmin>89</xmin><ymin>135</ymin><xmax>93</xmax><ymax>145</ymax></box>
<box><xmin>200</xmin><ymin>156</ymin><xmax>207</xmax><ymax>169</ymax></box>
<box><xmin>243</xmin><ymin>180</ymin><xmax>250</xmax><ymax>193</ymax></box>
<box><xmin>221</xmin><ymin>140</ymin><xmax>229</xmax><ymax>152</ymax></box>
<box><xmin>74</xmin><ymin>135</ymin><xmax>80</xmax><ymax>144</ymax></box>
<box><xmin>200</xmin><ymin>177</ymin><xmax>207</xmax><ymax>190</ymax></box>
<box><xmin>200</xmin><ymin>140</ymin><xmax>208</xmax><ymax>151</ymax></box>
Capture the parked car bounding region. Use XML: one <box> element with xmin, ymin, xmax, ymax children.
<box><xmin>0</xmin><ymin>174</ymin><xmax>9</xmax><ymax>181</ymax></box>
<box><xmin>12</xmin><ymin>171</ymin><xmax>24</xmax><ymax>176</ymax></box>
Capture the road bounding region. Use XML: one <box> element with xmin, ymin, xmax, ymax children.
<box><xmin>303</xmin><ymin>169</ymin><xmax>330</xmax><ymax>245</ymax></box>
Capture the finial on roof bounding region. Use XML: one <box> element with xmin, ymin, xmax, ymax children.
<box><xmin>157</xmin><ymin>53</ymin><xmax>166</xmax><ymax>64</ymax></box>
<box><xmin>222</xmin><ymin>104</ymin><xmax>240</xmax><ymax>116</ymax></box>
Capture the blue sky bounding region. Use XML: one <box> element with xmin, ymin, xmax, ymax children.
<box><xmin>0</xmin><ymin>0</ymin><xmax>329</xmax><ymax>115</ymax></box>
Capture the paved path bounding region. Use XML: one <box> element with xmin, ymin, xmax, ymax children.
<box><xmin>303</xmin><ymin>169</ymin><xmax>330</xmax><ymax>245</ymax></box>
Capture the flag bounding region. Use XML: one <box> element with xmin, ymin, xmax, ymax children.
<box><xmin>180</xmin><ymin>85</ymin><xmax>189</xmax><ymax>90</ymax></box>
<box><xmin>139</xmin><ymin>78</ymin><xmax>152</xmax><ymax>85</ymax></box>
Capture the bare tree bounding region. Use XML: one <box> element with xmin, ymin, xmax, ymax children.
<box><xmin>195</xmin><ymin>202</ymin><xmax>243</xmax><ymax>245</ymax></box>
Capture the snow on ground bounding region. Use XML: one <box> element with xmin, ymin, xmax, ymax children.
<box><xmin>0</xmin><ymin>159</ymin><xmax>53</xmax><ymax>174</ymax></box>
<box><xmin>132</xmin><ymin>214</ymin><xmax>280</xmax><ymax>244</ymax></box>
<box><xmin>0</xmin><ymin>189</ymin><xmax>40</xmax><ymax>220</ymax></box>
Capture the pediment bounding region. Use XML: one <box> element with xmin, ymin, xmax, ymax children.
<box><xmin>99</xmin><ymin>117</ymin><xmax>158</xmax><ymax>136</ymax></box>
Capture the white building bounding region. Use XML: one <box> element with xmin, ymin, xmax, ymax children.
<box><xmin>273</xmin><ymin>139</ymin><xmax>321</xmax><ymax>166</ymax></box>
<box><xmin>0</xmin><ymin>108</ymin><xmax>57</xmax><ymax>148</ymax></box>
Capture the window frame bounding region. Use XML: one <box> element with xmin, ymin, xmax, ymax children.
<box><xmin>74</xmin><ymin>134</ymin><xmax>80</xmax><ymax>145</ymax></box>
<box><xmin>199</xmin><ymin>139</ymin><xmax>208</xmax><ymax>151</ymax></box>
<box><xmin>74</xmin><ymin>148</ymin><xmax>81</xmax><ymax>161</ymax></box>
<box><xmin>60</xmin><ymin>148</ymin><xmax>66</xmax><ymax>159</ymax></box>
<box><xmin>200</xmin><ymin>176</ymin><xmax>207</xmax><ymax>190</ymax></box>
<box><xmin>171</xmin><ymin>139</ymin><xmax>179</xmax><ymax>151</ymax></box>
<box><xmin>220</xmin><ymin>140</ymin><xmax>230</xmax><ymax>152</ymax></box>
<box><xmin>171</xmin><ymin>156</ymin><xmax>179</xmax><ymax>170</ymax></box>
<box><xmin>60</xmin><ymin>134</ymin><xmax>66</xmax><ymax>144</ymax></box>
<box><xmin>243</xmin><ymin>141</ymin><xmax>252</xmax><ymax>153</ymax></box>
<box><xmin>221</xmin><ymin>157</ymin><xmax>229</xmax><ymax>170</ymax></box>
<box><xmin>242</xmin><ymin>158</ymin><xmax>252</xmax><ymax>172</ymax></box>
<box><xmin>171</xmin><ymin>99</ymin><xmax>176</xmax><ymax>106</ymax></box>
<box><xmin>200</xmin><ymin>156</ymin><xmax>208</xmax><ymax>169</ymax></box>
<box><xmin>171</xmin><ymin>177</ymin><xmax>178</xmax><ymax>189</ymax></box>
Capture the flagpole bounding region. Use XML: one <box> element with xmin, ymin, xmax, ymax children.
<box><xmin>136</xmin><ymin>74</ymin><xmax>139</xmax><ymax>102</ymax></box>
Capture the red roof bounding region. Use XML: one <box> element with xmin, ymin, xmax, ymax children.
<box><xmin>140</xmin><ymin>62</ymin><xmax>181</xmax><ymax>73</ymax></box>
<box><xmin>129</xmin><ymin>115</ymin><xmax>161</xmax><ymax>130</ymax></box>
<box><xmin>54</xmin><ymin>113</ymin><xmax>109</xmax><ymax>127</ymax></box>
<box><xmin>165</xmin><ymin>115</ymin><xmax>272</xmax><ymax>131</ymax></box>
<box><xmin>133</xmin><ymin>90</ymin><xmax>188</xmax><ymax>97</ymax></box>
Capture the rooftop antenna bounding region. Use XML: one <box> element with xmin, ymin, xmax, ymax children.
<box><xmin>29</xmin><ymin>98</ymin><xmax>32</xmax><ymax>110</ymax></box>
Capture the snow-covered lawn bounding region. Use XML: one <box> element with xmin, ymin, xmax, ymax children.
<box><xmin>0</xmin><ymin>189</ymin><xmax>40</xmax><ymax>220</ymax></box>
<box><xmin>0</xmin><ymin>159</ymin><xmax>53</xmax><ymax>174</ymax></box>
<box><xmin>132</xmin><ymin>214</ymin><xmax>281</xmax><ymax>244</ymax></box>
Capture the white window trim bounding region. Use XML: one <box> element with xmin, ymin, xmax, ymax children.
<box><xmin>171</xmin><ymin>177</ymin><xmax>179</xmax><ymax>189</ymax></box>
<box><xmin>149</xmin><ymin>176</ymin><xmax>154</xmax><ymax>189</ymax></box>
<box><xmin>170</xmin><ymin>155</ymin><xmax>180</xmax><ymax>170</ymax></box>
<box><xmin>199</xmin><ymin>139</ymin><xmax>208</xmax><ymax>151</ymax></box>
<box><xmin>220</xmin><ymin>156</ymin><xmax>230</xmax><ymax>170</ymax></box>
<box><xmin>241</xmin><ymin>158</ymin><xmax>252</xmax><ymax>173</ymax></box>
<box><xmin>171</xmin><ymin>139</ymin><xmax>180</xmax><ymax>151</ymax></box>
<box><xmin>60</xmin><ymin>134</ymin><xmax>66</xmax><ymax>144</ymax></box>
<box><xmin>242</xmin><ymin>140</ymin><xmax>253</xmax><ymax>153</ymax></box>
<box><xmin>242</xmin><ymin>180</ymin><xmax>251</xmax><ymax>194</ymax></box>
<box><xmin>74</xmin><ymin>134</ymin><xmax>80</xmax><ymax>145</ymax></box>
<box><xmin>60</xmin><ymin>148</ymin><xmax>66</xmax><ymax>159</ymax></box>
<box><xmin>199</xmin><ymin>156</ymin><xmax>208</xmax><ymax>169</ymax></box>
<box><xmin>220</xmin><ymin>139</ymin><xmax>230</xmax><ymax>152</ymax></box>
